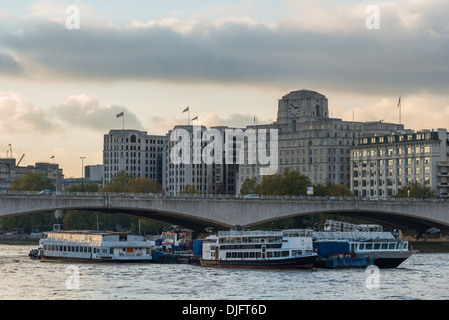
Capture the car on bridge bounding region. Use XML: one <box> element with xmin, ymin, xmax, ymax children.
<box><xmin>244</xmin><ymin>194</ymin><xmax>260</xmax><ymax>199</ymax></box>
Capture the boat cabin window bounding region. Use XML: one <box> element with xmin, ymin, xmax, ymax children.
<box><xmin>381</xmin><ymin>243</ymin><xmax>388</xmax><ymax>250</ymax></box>
<box><xmin>283</xmin><ymin>230</ymin><xmax>312</xmax><ymax>237</ymax></box>
<box><xmin>388</xmin><ymin>243</ymin><xmax>396</xmax><ymax>250</ymax></box>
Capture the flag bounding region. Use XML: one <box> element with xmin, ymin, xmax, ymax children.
<box><xmin>191</xmin><ymin>116</ymin><xmax>198</xmax><ymax>121</ymax></box>
<box><xmin>397</xmin><ymin>96</ymin><xmax>401</xmax><ymax>108</ymax></box>
<box><xmin>116</xmin><ymin>112</ymin><xmax>124</xmax><ymax>118</ymax></box>
<box><xmin>183</xmin><ymin>107</ymin><xmax>189</xmax><ymax>113</ymax></box>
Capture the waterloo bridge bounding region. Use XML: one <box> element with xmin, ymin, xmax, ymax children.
<box><xmin>1</xmin><ymin>192</ymin><xmax>449</xmax><ymax>232</ymax></box>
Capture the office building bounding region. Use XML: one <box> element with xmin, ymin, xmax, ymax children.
<box><xmin>103</xmin><ymin>129</ymin><xmax>166</xmax><ymax>185</ymax></box>
<box><xmin>351</xmin><ymin>129</ymin><xmax>449</xmax><ymax>198</ymax></box>
<box><xmin>237</xmin><ymin>89</ymin><xmax>403</xmax><ymax>193</ymax></box>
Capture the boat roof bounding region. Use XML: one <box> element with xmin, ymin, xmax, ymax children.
<box><xmin>218</xmin><ymin>229</ymin><xmax>312</xmax><ymax>237</ymax></box>
<box><xmin>43</xmin><ymin>230</ymin><xmax>129</xmax><ymax>236</ymax></box>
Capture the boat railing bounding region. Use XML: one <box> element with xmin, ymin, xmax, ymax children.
<box><xmin>218</xmin><ymin>230</ymin><xmax>282</xmax><ymax>237</ymax></box>
<box><xmin>313</xmin><ymin>231</ymin><xmax>396</xmax><ymax>241</ymax></box>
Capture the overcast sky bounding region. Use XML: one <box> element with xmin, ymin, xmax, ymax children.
<box><xmin>0</xmin><ymin>0</ymin><xmax>448</xmax><ymax>177</ymax></box>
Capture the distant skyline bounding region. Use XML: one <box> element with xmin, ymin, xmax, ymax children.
<box><xmin>0</xmin><ymin>0</ymin><xmax>448</xmax><ymax>177</ymax></box>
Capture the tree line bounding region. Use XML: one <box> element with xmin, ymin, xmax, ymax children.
<box><xmin>240</xmin><ymin>168</ymin><xmax>438</xmax><ymax>199</ymax></box>
<box><xmin>0</xmin><ymin>169</ymin><xmax>438</xmax><ymax>233</ymax></box>
<box><xmin>238</xmin><ymin>168</ymin><xmax>439</xmax><ymax>230</ymax></box>
<box><xmin>0</xmin><ymin>171</ymin><xmax>165</xmax><ymax>234</ymax></box>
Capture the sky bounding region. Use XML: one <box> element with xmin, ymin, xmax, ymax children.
<box><xmin>0</xmin><ymin>0</ymin><xmax>448</xmax><ymax>178</ymax></box>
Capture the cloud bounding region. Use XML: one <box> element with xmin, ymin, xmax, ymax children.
<box><xmin>0</xmin><ymin>92</ymin><xmax>143</xmax><ymax>135</ymax></box>
<box><xmin>0</xmin><ymin>0</ymin><xmax>448</xmax><ymax>98</ymax></box>
<box><xmin>0</xmin><ymin>92</ymin><xmax>54</xmax><ymax>134</ymax></box>
<box><xmin>51</xmin><ymin>94</ymin><xmax>144</xmax><ymax>131</ymax></box>
<box><xmin>150</xmin><ymin>112</ymin><xmax>272</xmax><ymax>134</ymax></box>
<box><xmin>338</xmin><ymin>94</ymin><xmax>449</xmax><ymax>131</ymax></box>
<box><xmin>0</xmin><ymin>52</ymin><xmax>24</xmax><ymax>75</ymax></box>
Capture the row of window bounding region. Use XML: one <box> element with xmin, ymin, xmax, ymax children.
<box><xmin>352</xmin><ymin>241</ymin><xmax>408</xmax><ymax>251</ymax></box>
<box><xmin>43</xmin><ymin>245</ymin><xmax>151</xmax><ymax>255</ymax></box>
<box><xmin>219</xmin><ymin>236</ymin><xmax>283</xmax><ymax>244</ymax></box>
<box><xmin>225</xmin><ymin>251</ymin><xmax>289</xmax><ymax>259</ymax></box>
<box><xmin>354</xmin><ymin>158</ymin><xmax>432</xmax><ymax>168</ymax></box>
<box><xmin>355</xmin><ymin>167</ymin><xmax>432</xmax><ymax>178</ymax></box>
<box><xmin>357</xmin><ymin>133</ymin><xmax>434</xmax><ymax>145</ymax></box>
<box><xmin>44</xmin><ymin>244</ymin><xmax>93</xmax><ymax>253</ymax></box>
<box><xmin>105</xmin><ymin>136</ymin><xmax>164</xmax><ymax>145</ymax></box>
<box><xmin>354</xmin><ymin>146</ymin><xmax>432</xmax><ymax>158</ymax></box>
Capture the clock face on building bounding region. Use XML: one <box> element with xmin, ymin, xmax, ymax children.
<box><xmin>288</xmin><ymin>99</ymin><xmax>301</xmax><ymax>117</ymax></box>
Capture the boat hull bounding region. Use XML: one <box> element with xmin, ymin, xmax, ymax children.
<box><xmin>356</xmin><ymin>250</ymin><xmax>417</xmax><ymax>268</ymax></box>
<box><xmin>315</xmin><ymin>256</ymin><xmax>373</xmax><ymax>269</ymax></box>
<box><xmin>200</xmin><ymin>254</ymin><xmax>318</xmax><ymax>269</ymax></box>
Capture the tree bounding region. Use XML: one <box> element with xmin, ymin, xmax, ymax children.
<box><xmin>100</xmin><ymin>170</ymin><xmax>132</xmax><ymax>193</ymax></box>
<box><xmin>2</xmin><ymin>172</ymin><xmax>56</xmax><ymax>232</ymax></box>
<box><xmin>125</xmin><ymin>177</ymin><xmax>163</xmax><ymax>193</ymax></box>
<box><xmin>100</xmin><ymin>170</ymin><xmax>163</xmax><ymax>193</ymax></box>
<box><xmin>66</xmin><ymin>183</ymin><xmax>100</xmax><ymax>193</ymax></box>
<box><xmin>239</xmin><ymin>177</ymin><xmax>260</xmax><ymax>195</ymax></box>
<box><xmin>395</xmin><ymin>182</ymin><xmax>437</xmax><ymax>199</ymax></box>
<box><xmin>259</xmin><ymin>168</ymin><xmax>311</xmax><ymax>196</ymax></box>
<box><xmin>179</xmin><ymin>184</ymin><xmax>201</xmax><ymax>195</ymax></box>
<box><xmin>325</xmin><ymin>184</ymin><xmax>353</xmax><ymax>197</ymax></box>
<box><xmin>64</xmin><ymin>171</ymin><xmax>164</xmax><ymax>232</ymax></box>
<box><xmin>8</xmin><ymin>172</ymin><xmax>55</xmax><ymax>192</ymax></box>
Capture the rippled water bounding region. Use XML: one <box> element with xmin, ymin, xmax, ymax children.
<box><xmin>1</xmin><ymin>244</ymin><xmax>448</xmax><ymax>300</ymax></box>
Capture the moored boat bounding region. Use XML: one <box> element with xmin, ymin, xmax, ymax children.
<box><xmin>200</xmin><ymin>229</ymin><xmax>318</xmax><ymax>269</ymax></box>
<box><xmin>151</xmin><ymin>227</ymin><xmax>201</xmax><ymax>264</ymax></box>
<box><xmin>29</xmin><ymin>230</ymin><xmax>157</xmax><ymax>262</ymax></box>
<box><xmin>313</xmin><ymin>220</ymin><xmax>417</xmax><ymax>268</ymax></box>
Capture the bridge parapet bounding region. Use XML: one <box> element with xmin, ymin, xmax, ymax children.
<box><xmin>1</xmin><ymin>193</ymin><xmax>448</xmax><ymax>231</ymax></box>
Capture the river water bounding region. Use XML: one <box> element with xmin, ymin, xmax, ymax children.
<box><xmin>1</xmin><ymin>244</ymin><xmax>448</xmax><ymax>300</ymax></box>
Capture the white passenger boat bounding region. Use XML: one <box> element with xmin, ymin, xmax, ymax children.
<box><xmin>313</xmin><ymin>220</ymin><xmax>417</xmax><ymax>268</ymax></box>
<box><xmin>200</xmin><ymin>229</ymin><xmax>318</xmax><ymax>269</ymax></box>
<box><xmin>29</xmin><ymin>230</ymin><xmax>157</xmax><ymax>262</ymax></box>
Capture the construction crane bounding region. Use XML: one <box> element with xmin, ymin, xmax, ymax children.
<box><xmin>17</xmin><ymin>154</ymin><xmax>25</xmax><ymax>166</ymax></box>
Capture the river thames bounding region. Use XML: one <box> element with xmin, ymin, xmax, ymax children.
<box><xmin>1</xmin><ymin>244</ymin><xmax>448</xmax><ymax>300</ymax></box>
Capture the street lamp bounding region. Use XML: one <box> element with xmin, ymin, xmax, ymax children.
<box><xmin>80</xmin><ymin>156</ymin><xmax>86</xmax><ymax>192</ymax></box>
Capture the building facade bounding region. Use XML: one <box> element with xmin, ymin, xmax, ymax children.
<box><xmin>163</xmin><ymin>125</ymin><xmax>240</xmax><ymax>196</ymax></box>
<box><xmin>351</xmin><ymin>129</ymin><xmax>449</xmax><ymax>198</ymax></box>
<box><xmin>103</xmin><ymin>129</ymin><xmax>166</xmax><ymax>185</ymax></box>
<box><xmin>0</xmin><ymin>158</ymin><xmax>63</xmax><ymax>191</ymax></box>
<box><xmin>237</xmin><ymin>89</ymin><xmax>403</xmax><ymax>193</ymax></box>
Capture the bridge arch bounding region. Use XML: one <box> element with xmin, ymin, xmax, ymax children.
<box><xmin>1</xmin><ymin>195</ymin><xmax>449</xmax><ymax>232</ymax></box>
